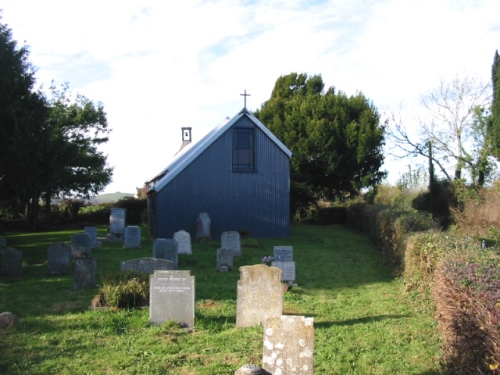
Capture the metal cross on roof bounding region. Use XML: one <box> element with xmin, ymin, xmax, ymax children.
<box><xmin>240</xmin><ymin>90</ymin><xmax>250</xmax><ymax>109</ymax></box>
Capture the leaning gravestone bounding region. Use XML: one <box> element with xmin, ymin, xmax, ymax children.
<box><xmin>196</xmin><ymin>212</ymin><xmax>211</xmax><ymax>239</ymax></box>
<box><xmin>174</xmin><ymin>230</ymin><xmax>192</xmax><ymax>255</ymax></box>
<box><xmin>153</xmin><ymin>239</ymin><xmax>178</xmax><ymax>269</ymax></box>
<box><xmin>149</xmin><ymin>270</ymin><xmax>195</xmax><ymax>328</ymax></box>
<box><xmin>71</xmin><ymin>233</ymin><xmax>92</xmax><ymax>257</ymax></box>
<box><xmin>0</xmin><ymin>248</ymin><xmax>22</xmax><ymax>276</ymax></box>
<box><xmin>262</xmin><ymin>315</ymin><xmax>314</xmax><ymax>375</ymax></box>
<box><xmin>124</xmin><ymin>226</ymin><xmax>141</xmax><ymax>248</ymax></box>
<box><xmin>73</xmin><ymin>257</ymin><xmax>96</xmax><ymax>289</ymax></box>
<box><xmin>236</xmin><ymin>264</ymin><xmax>283</xmax><ymax>328</ymax></box>
<box><xmin>109</xmin><ymin>207</ymin><xmax>126</xmax><ymax>239</ymax></box>
<box><xmin>121</xmin><ymin>257</ymin><xmax>173</xmax><ymax>274</ymax></box>
<box><xmin>271</xmin><ymin>261</ymin><xmax>296</xmax><ymax>283</ymax></box>
<box><xmin>47</xmin><ymin>242</ymin><xmax>72</xmax><ymax>275</ymax></box>
<box><xmin>84</xmin><ymin>226</ymin><xmax>98</xmax><ymax>248</ymax></box>
<box><xmin>216</xmin><ymin>248</ymin><xmax>234</xmax><ymax>271</ymax></box>
<box><xmin>273</xmin><ymin>246</ymin><xmax>293</xmax><ymax>262</ymax></box>
<box><xmin>221</xmin><ymin>231</ymin><xmax>242</xmax><ymax>257</ymax></box>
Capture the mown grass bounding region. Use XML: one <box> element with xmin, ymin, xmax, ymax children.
<box><xmin>0</xmin><ymin>225</ymin><xmax>442</xmax><ymax>374</ymax></box>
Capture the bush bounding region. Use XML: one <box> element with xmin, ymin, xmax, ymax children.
<box><xmin>309</xmin><ymin>207</ymin><xmax>348</xmax><ymax>225</ymax></box>
<box><xmin>114</xmin><ymin>197</ymin><xmax>147</xmax><ymax>225</ymax></box>
<box><xmin>92</xmin><ymin>271</ymin><xmax>149</xmax><ymax>309</ymax></box>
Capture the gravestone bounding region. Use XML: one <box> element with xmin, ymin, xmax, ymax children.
<box><xmin>216</xmin><ymin>248</ymin><xmax>234</xmax><ymax>271</ymax></box>
<box><xmin>236</xmin><ymin>264</ymin><xmax>283</xmax><ymax>327</ymax></box>
<box><xmin>124</xmin><ymin>226</ymin><xmax>141</xmax><ymax>248</ymax></box>
<box><xmin>121</xmin><ymin>257</ymin><xmax>173</xmax><ymax>274</ymax></box>
<box><xmin>71</xmin><ymin>233</ymin><xmax>92</xmax><ymax>257</ymax></box>
<box><xmin>221</xmin><ymin>231</ymin><xmax>242</xmax><ymax>257</ymax></box>
<box><xmin>153</xmin><ymin>238</ymin><xmax>178</xmax><ymax>269</ymax></box>
<box><xmin>109</xmin><ymin>207</ymin><xmax>126</xmax><ymax>239</ymax></box>
<box><xmin>273</xmin><ymin>246</ymin><xmax>293</xmax><ymax>262</ymax></box>
<box><xmin>73</xmin><ymin>257</ymin><xmax>96</xmax><ymax>289</ymax></box>
<box><xmin>174</xmin><ymin>230</ymin><xmax>192</xmax><ymax>255</ymax></box>
<box><xmin>84</xmin><ymin>226</ymin><xmax>98</xmax><ymax>248</ymax></box>
<box><xmin>262</xmin><ymin>315</ymin><xmax>314</xmax><ymax>375</ymax></box>
<box><xmin>149</xmin><ymin>270</ymin><xmax>195</xmax><ymax>328</ymax></box>
<box><xmin>47</xmin><ymin>242</ymin><xmax>72</xmax><ymax>275</ymax></box>
<box><xmin>196</xmin><ymin>212</ymin><xmax>211</xmax><ymax>239</ymax></box>
<box><xmin>0</xmin><ymin>248</ymin><xmax>22</xmax><ymax>276</ymax></box>
<box><xmin>0</xmin><ymin>237</ymin><xmax>6</xmax><ymax>247</ymax></box>
<box><xmin>271</xmin><ymin>261</ymin><xmax>296</xmax><ymax>283</ymax></box>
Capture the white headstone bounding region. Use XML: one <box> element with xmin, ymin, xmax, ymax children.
<box><xmin>174</xmin><ymin>230</ymin><xmax>192</xmax><ymax>255</ymax></box>
<box><xmin>273</xmin><ymin>246</ymin><xmax>293</xmax><ymax>262</ymax></box>
<box><xmin>109</xmin><ymin>207</ymin><xmax>126</xmax><ymax>235</ymax></box>
<box><xmin>271</xmin><ymin>261</ymin><xmax>296</xmax><ymax>283</ymax></box>
<box><xmin>196</xmin><ymin>212</ymin><xmax>211</xmax><ymax>239</ymax></box>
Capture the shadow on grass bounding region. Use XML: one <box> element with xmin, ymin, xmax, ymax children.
<box><xmin>315</xmin><ymin>314</ymin><xmax>410</xmax><ymax>328</ymax></box>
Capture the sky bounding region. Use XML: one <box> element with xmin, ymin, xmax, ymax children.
<box><xmin>1</xmin><ymin>0</ymin><xmax>499</xmax><ymax>194</ymax></box>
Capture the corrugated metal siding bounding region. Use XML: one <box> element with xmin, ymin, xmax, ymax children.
<box><xmin>152</xmin><ymin>115</ymin><xmax>290</xmax><ymax>239</ymax></box>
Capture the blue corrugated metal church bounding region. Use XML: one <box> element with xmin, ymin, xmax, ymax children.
<box><xmin>146</xmin><ymin>106</ymin><xmax>292</xmax><ymax>239</ymax></box>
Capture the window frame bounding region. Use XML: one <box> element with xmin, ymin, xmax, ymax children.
<box><xmin>232</xmin><ymin>127</ymin><xmax>256</xmax><ymax>173</ymax></box>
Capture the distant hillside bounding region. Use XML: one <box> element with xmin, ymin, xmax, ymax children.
<box><xmin>91</xmin><ymin>192</ymin><xmax>134</xmax><ymax>204</ymax></box>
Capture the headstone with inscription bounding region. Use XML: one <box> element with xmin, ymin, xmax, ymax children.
<box><xmin>273</xmin><ymin>246</ymin><xmax>293</xmax><ymax>262</ymax></box>
<box><xmin>121</xmin><ymin>257</ymin><xmax>174</xmax><ymax>274</ymax></box>
<box><xmin>174</xmin><ymin>230</ymin><xmax>192</xmax><ymax>255</ymax></box>
<box><xmin>216</xmin><ymin>248</ymin><xmax>234</xmax><ymax>271</ymax></box>
<box><xmin>84</xmin><ymin>226</ymin><xmax>98</xmax><ymax>248</ymax></box>
<box><xmin>47</xmin><ymin>242</ymin><xmax>72</xmax><ymax>275</ymax></box>
<box><xmin>196</xmin><ymin>212</ymin><xmax>211</xmax><ymax>239</ymax></box>
<box><xmin>73</xmin><ymin>257</ymin><xmax>96</xmax><ymax>289</ymax></box>
<box><xmin>221</xmin><ymin>231</ymin><xmax>242</xmax><ymax>257</ymax></box>
<box><xmin>124</xmin><ymin>226</ymin><xmax>141</xmax><ymax>248</ymax></box>
<box><xmin>236</xmin><ymin>264</ymin><xmax>283</xmax><ymax>327</ymax></box>
<box><xmin>153</xmin><ymin>238</ymin><xmax>178</xmax><ymax>269</ymax></box>
<box><xmin>70</xmin><ymin>233</ymin><xmax>92</xmax><ymax>257</ymax></box>
<box><xmin>262</xmin><ymin>315</ymin><xmax>314</xmax><ymax>375</ymax></box>
<box><xmin>109</xmin><ymin>207</ymin><xmax>126</xmax><ymax>239</ymax></box>
<box><xmin>271</xmin><ymin>261</ymin><xmax>296</xmax><ymax>283</ymax></box>
<box><xmin>149</xmin><ymin>270</ymin><xmax>195</xmax><ymax>328</ymax></box>
<box><xmin>0</xmin><ymin>248</ymin><xmax>22</xmax><ymax>276</ymax></box>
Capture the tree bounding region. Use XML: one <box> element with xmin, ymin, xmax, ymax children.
<box><xmin>492</xmin><ymin>50</ymin><xmax>500</xmax><ymax>158</ymax></box>
<box><xmin>389</xmin><ymin>75</ymin><xmax>493</xmax><ymax>186</ymax></box>
<box><xmin>254</xmin><ymin>73</ymin><xmax>386</xmax><ymax>214</ymax></box>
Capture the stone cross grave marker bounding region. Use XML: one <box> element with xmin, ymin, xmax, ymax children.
<box><xmin>262</xmin><ymin>315</ymin><xmax>314</xmax><ymax>375</ymax></box>
<box><xmin>196</xmin><ymin>212</ymin><xmax>211</xmax><ymax>239</ymax></box>
<box><xmin>221</xmin><ymin>231</ymin><xmax>242</xmax><ymax>257</ymax></box>
<box><xmin>124</xmin><ymin>226</ymin><xmax>141</xmax><ymax>248</ymax></box>
<box><xmin>153</xmin><ymin>238</ymin><xmax>178</xmax><ymax>269</ymax></box>
<box><xmin>149</xmin><ymin>270</ymin><xmax>195</xmax><ymax>328</ymax></box>
<box><xmin>236</xmin><ymin>264</ymin><xmax>283</xmax><ymax>327</ymax></box>
<box><xmin>121</xmin><ymin>257</ymin><xmax>173</xmax><ymax>274</ymax></box>
<box><xmin>73</xmin><ymin>257</ymin><xmax>96</xmax><ymax>289</ymax></box>
<box><xmin>70</xmin><ymin>233</ymin><xmax>92</xmax><ymax>258</ymax></box>
<box><xmin>109</xmin><ymin>207</ymin><xmax>126</xmax><ymax>238</ymax></box>
<box><xmin>273</xmin><ymin>246</ymin><xmax>293</xmax><ymax>262</ymax></box>
<box><xmin>0</xmin><ymin>248</ymin><xmax>23</xmax><ymax>276</ymax></box>
<box><xmin>174</xmin><ymin>230</ymin><xmax>192</xmax><ymax>254</ymax></box>
<box><xmin>216</xmin><ymin>248</ymin><xmax>234</xmax><ymax>271</ymax></box>
<box><xmin>47</xmin><ymin>242</ymin><xmax>72</xmax><ymax>275</ymax></box>
<box><xmin>84</xmin><ymin>226</ymin><xmax>98</xmax><ymax>248</ymax></box>
<box><xmin>271</xmin><ymin>261</ymin><xmax>296</xmax><ymax>283</ymax></box>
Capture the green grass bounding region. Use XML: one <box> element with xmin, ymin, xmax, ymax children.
<box><xmin>0</xmin><ymin>225</ymin><xmax>442</xmax><ymax>374</ymax></box>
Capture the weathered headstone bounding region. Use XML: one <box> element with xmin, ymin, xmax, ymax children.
<box><xmin>121</xmin><ymin>257</ymin><xmax>174</xmax><ymax>274</ymax></box>
<box><xmin>0</xmin><ymin>248</ymin><xmax>22</xmax><ymax>276</ymax></box>
<box><xmin>153</xmin><ymin>238</ymin><xmax>178</xmax><ymax>269</ymax></box>
<box><xmin>262</xmin><ymin>315</ymin><xmax>314</xmax><ymax>375</ymax></box>
<box><xmin>71</xmin><ymin>233</ymin><xmax>92</xmax><ymax>257</ymax></box>
<box><xmin>236</xmin><ymin>264</ymin><xmax>283</xmax><ymax>328</ymax></box>
<box><xmin>174</xmin><ymin>230</ymin><xmax>192</xmax><ymax>255</ymax></box>
<box><xmin>149</xmin><ymin>270</ymin><xmax>195</xmax><ymax>328</ymax></box>
<box><xmin>73</xmin><ymin>257</ymin><xmax>96</xmax><ymax>289</ymax></box>
<box><xmin>271</xmin><ymin>261</ymin><xmax>296</xmax><ymax>283</ymax></box>
<box><xmin>124</xmin><ymin>226</ymin><xmax>141</xmax><ymax>248</ymax></box>
<box><xmin>84</xmin><ymin>226</ymin><xmax>98</xmax><ymax>248</ymax></box>
<box><xmin>273</xmin><ymin>246</ymin><xmax>293</xmax><ymax>262</ymax></box>
<box><xmin>216</xmin><ymin>248</ymin><xmax>234</xmax><ymax>271</ymax></box>
<box><xmin>196</xmin><ymin>212</ymin><xmax>211</xmax><ymax>239</ymax></box>
<box><xmin>47</xmin><ymin>242</ymin><xmax>72</xmax><ymax>275</ymax></box>
<box><xmin>221</xmin><ymin>231</ymin><xmax>242</xmax><ymax>257</ymax></box>
<box><xmin>109</xmin><ymin>207</ymin><xmax>126</xmax><ymax>239</ymax></box>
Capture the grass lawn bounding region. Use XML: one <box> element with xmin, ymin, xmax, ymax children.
<box><xmin>0</xmin><ymin>224</ymin><xmax>442</xmax><ymax>374</ymax></box>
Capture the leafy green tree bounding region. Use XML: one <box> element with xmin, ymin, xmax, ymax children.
<box><xmin>492</xmin><ymin>50</ymin><xmax>500</xmax><ymax>158</ymax></box>
<box><xmin>255</xmin><ymin>73</ymin><xmax>386</xmax><ymax>215</ymax></box>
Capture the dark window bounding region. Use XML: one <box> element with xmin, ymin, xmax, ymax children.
<box><xmin>233</xmin><ymin>128</ymin><xmax>255</xmax><ymax>172</ymax></box>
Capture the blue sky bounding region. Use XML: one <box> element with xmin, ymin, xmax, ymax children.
<box><xmin>1</xmin><ymin>0</ymin><xmax>499</xmax><ymax>194</ymax></box>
